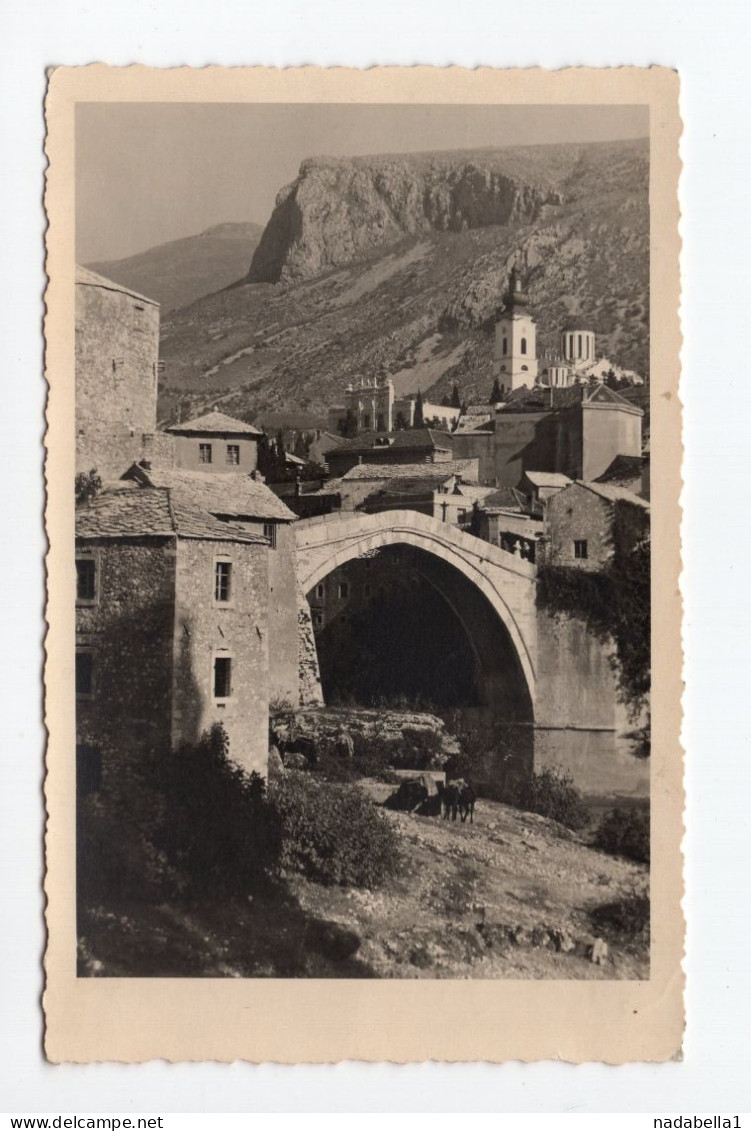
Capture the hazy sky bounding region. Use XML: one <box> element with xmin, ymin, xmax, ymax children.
<box><xmin>76</xmin><ymin>103</ymin><xmax>648</xmax><ymax>263</ymax></box>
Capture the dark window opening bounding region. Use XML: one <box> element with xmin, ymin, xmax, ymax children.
<box><xmin>338</xmin><ymin>582</ymin><xmax>349</xmax><ymax>599</ymax></box>
<box><xmin>502</xmin><ymin>337</ymin><xmax>508</xmax><ymax>356</ymax></box>
<box><xmin>521</xmin><ymin>337</ymin><xmax>527</xmax><ymax>355</ymax></box>
<box><xmin>314</xmin><ymin>612</ymin><xmax>323</xmax><ymax>627</ymax></box>
<box><xmin>214</xmin><ymin>560</ymin><xmax>232</xmax><ymax>602</ymax></box>
<box><xmin>263</xmin><ymin>522</ymin><xmax>277</xmax><ymax>549</ymax></box>
<box><xmin>226</xmin><ymin>444</ymin><xmax>240</xmax><ymax>465</ymax></box>
<box><xmin>214</xmin><ymin>656</ymin><xmax>232</xmax><ymax>698</ymax></box>
<box><xmin>76</xmin><ymin>558</ymin><xmax>96</xmax><ymax>602</ymax></box>
<box><xmin>76</xmin><ymin>651</ymin><xmax>94</xmax><ymax>697</ymax></box>
<box><xmin>199</xmin><ymin>443</ymin><xmax>212</xmax><ymax>464</ymax></box>
<box><xmin>574</xmin><ymin>540</ymin><xmax>588</xmax><ymax>559</ymax></box>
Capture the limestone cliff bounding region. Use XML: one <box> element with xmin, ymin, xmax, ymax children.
<box><xmin>247</xmin><ymin>151</ymin><xmax>568</xmax><ymax>283</ymax></box>
<box><xmin>160</xmin><ymin>138</ymin><xmax>649</xmax><ymax>421</ymax></box>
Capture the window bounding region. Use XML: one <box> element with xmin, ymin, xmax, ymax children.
<box><xmin>226</xmin><ymin>444</ymin><xmax>240</xmax><ymax>465</ymax></box>
<box><xmin>315</xmin><ymin>584</ymin><xmax>324</xmax><ymax>598</ymax></box>
<box><xmin>338</xmin><ymin>582</ymin><xmax>349</xmax><ymax>599</ymax></box>
<box><xmin>314</xmin><ymin>611</ymin><xmax>323</xmax><ymax>627</ymax></box>
<box><xmin>574</xmin><ymin>540</ymin><xmax>588</xmax><ymax>560</ymax></box>
<box><xmin>213</xmin><ymin>656</ymin><xmax>232</xmax><ymax>698</ymax></box>
<box><xmin>502</xmin><ymin>337</ymin><xmax>508</xmax><ymax>356</ymax></box>
<box><xmin>76</xmin><ymin>650</ymin><xmax>94</xmax><ymax>698</ymax></box>
<box><xmin>263</xmin><ymin>522</ymin><xmax>277</xmax><ymax>549</ymax></box>
<box><xmin>362</xmin><ymin>413</ymin><xmax>371</xmax><ymax>430</ymax></box>
<box><xmin>377</xmin><ymin>414</ymin><xmax>385</xmax><ymax>432</ymax></box>
<box><xmin>521</xmin><ymin>337</ymin><xmax>527</xmax><ymax>355</ymax></box>
<box><xmin>578</xmin><ymin>334</ymin><xmax>583</xmax><ymax>358</ymax></box>
<box><xmin>76</xmin><ymin>557</ymin><xmax>97</xmax><ymax>603</ymax></box>
<box><xmin>214</xmin><ymin>560</ymin><xmax>232</xmax><ymax>602</ymax></box>
<box><xmin>199</xmin><ymin>443</ymin><xmax>212</xmax><ymax>464</ymax></box>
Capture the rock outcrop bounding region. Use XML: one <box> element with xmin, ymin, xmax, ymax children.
<box><xmin>247</xmin><ymin>151</ymin><xmax>568</xmax><ymax>283</ymax></box>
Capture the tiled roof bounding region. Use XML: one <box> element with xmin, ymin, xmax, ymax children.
<box><xmin>333</xmin><ymin>428</ymin><xmax>453</xmax><ymax>455</ymax></box>
<box><xmin>76</xmin><ymin>265</ymin><xmax>159</xmax><ymax>307</ymax></box>
<box><xmin>341</xmin><ymin>459</ymin><xmax>474</xmax><ymax>482</ymax></box>
<box><xmin>480</xmin><ymin>486</ymin><xmax>527</xmax><ymax>511</ymax></box>
<box><xmin>576</xmin><ymin>480</ymin><xmax>650</xmax><ymax>509</ymax></box>
<box><xmin>75</xmin><ymin>488</ymin><xmax>268</xmax><ymax>543</ymax></box>
<box><xmin>166</xmin><ymin>411</ymin><xmax>262</xmax><ymax>436</ymax></box>
<box><xmin>124</xmin><ymin>465</ymin><xmax>296</xmax><ymax>522</ymax></box>
<box><xmin>595</xmin><ymin>455</ymin><xmax>645</xmax><ymax>484</ymax></box>
<box><xmin>523</xmin><ymin>471</ymin><xmax>572</xmax><ymax>488</ymax></box>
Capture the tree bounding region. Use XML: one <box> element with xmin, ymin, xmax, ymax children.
<box><xmin>413</xmin><ymin>390</ymin><xmax>425</xmax><ymax>429</ymax></box>
<box><xmin>75</xmin><ymin>469</ymin><xmax>102</xmax><ymax>505</ymax></box>
<box><xmin>340</xmin><ymin>408</ymin><xmax>358</xmax><ymax>438</ymax></box>
<box><xmin>293</xmin><ymin>432</ymin><xmax>308</xmax><ymax>459</ymax></box>
<box><xmin>450</xmin><ymin>383</ymin><xmax>462</xmax><ymax>408</ymax></box>
<box><xmin>490</xmin><ymin>377</ymin><xmax>504</xmax><ymax>403</ymax></box>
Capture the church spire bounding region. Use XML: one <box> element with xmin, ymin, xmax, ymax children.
<box><xmin>503</xmin><ymin>263</ymin><xmax>530</xmax><ymax>313</ymax></box>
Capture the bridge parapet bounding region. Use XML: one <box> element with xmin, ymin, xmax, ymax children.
<box><xmin>295</xmin><ymin>509</ymin><xmax>538</xmax><ymax>698</ymax></box>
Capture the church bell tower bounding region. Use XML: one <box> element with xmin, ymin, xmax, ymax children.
<box><xmin>493</xmin><ymin>266</ymin><xmax>539</xmax><ymax>391</ymax></box>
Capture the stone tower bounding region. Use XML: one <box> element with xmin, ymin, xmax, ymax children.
<box><xmin>493</xmin><ymin>266</ymin><xmax>539</xmax><ymax>392</ymax></box>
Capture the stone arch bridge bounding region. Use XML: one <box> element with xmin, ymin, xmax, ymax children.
<box><xmin>295</xmin><ymin>509</ymin><xmax>538</xmax><ymax>702</ymax></box>
<box><xmin>294</xmin><ymin>509</ymin><xmax>648</xmax><ymax>802</ymax></box>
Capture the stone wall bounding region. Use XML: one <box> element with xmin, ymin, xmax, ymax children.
<box><xmin>450</xmin><ymin>430</ymin><xmax>496</xmax><ymax>485</ymax></box>
<box><xmin>546</xmin><ymin>483</ymin><xmax>613</xmax><ymax>570</ymax></box>
<box><xmin>296</xmin><ymin>585</ymin><xmax>324</xmax><ymax>706</ymax></box>
<box><xmin>172</xmin><ymin>536</ymin><xmax>269</xmax><ymax>775</ymax></box>
<box><xmin>533</xmin><ymin>608</ymin><xmax>649</xmax><ymax>802</ymax></box>
<box><xmin>581</xmin><ymin>403</ymin><xmax>642</xmax><ymax>481</ymax></box>
<box><xmin>75</xmin><ymin>538</ymin><xmax>177</xmax><ymax>774</ymax></box>
<box><xmin>75</xmin><ymin>276</ymin><xmax>159</xmax><ymax>479</ymax></box>
<box><xmin>494</xmin><ymin>412</ymin><xmax>557</xmax><ymax>487</ymax></box>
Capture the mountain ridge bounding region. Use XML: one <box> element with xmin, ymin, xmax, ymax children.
<box><xmin>157</xmin><ymin>139</ymin><xmax>649</xmax><ymax>423</ymax></box>
<box><xmin>88</xmin><ymin>221</ymin><xmax>264</xmax><ymax>313</ymax></box>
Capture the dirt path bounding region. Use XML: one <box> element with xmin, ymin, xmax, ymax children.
<box><xmin>286</xmin><ymin>783</ymin><xmax>649</xmax><ymax>979</ymax></box>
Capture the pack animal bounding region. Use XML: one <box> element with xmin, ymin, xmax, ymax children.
<box><xmin>442</xmin><ymin>778</ymin><xmax>476</xmax><ymax>823</ymax></box>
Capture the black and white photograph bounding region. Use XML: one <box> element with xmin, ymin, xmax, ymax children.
<box><xmin>71</xmin><ymin>97</ymin><xmax>654</xmax><ymax>982</ymax></box>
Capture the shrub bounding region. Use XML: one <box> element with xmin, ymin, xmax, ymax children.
<box><xmin>590</xmin><ymin>892</ymin><xmax>650</xmax><ymax>943</ymax></box>
<box><xmin>594</xmin><ymin>804</ymin><xmax>650</xmax><ymax>863</ymax></box>
<box><xmin>159</xmin><ymin>723</ymin><xmax>282</xmax><ymax>894</ymax></box>
<box><xmin>271</xmin><ymin>774</ymin><xmax>400</xmax><ymax>888</ymax></box>
<box><xmin>510</xmin><ymin>766</ymin><xmax>590</xmax><ymax>831</ymax></box>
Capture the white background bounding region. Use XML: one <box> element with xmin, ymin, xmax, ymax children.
<box><xmin>2</xmin><ymin>0</ymin><xmax>750</xmax><ymax>1113</ymax></box>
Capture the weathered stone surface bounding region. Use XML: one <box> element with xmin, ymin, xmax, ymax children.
<box><xmin>247</xmin><ymin>154</ymin><xmax>566</xmax><ymax>284</ymax></box>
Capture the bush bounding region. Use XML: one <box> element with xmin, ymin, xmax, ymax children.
<box><xmin>590</xmin><ymin>892</ymin><xmax>650</xmax><ymax>942</ymax></box>
<box><xmin>594</xmin><ymin>805</ymin><xmax>650</xmax><ymax>863</ymax></box>
<box><xmin>510</xmin><ymin>766</ymin><xmax>590</xmax><ymax>831</ymax></box>
<box><xmin>271</xmin><ymin>774</ymin><xmax>401</xmax><ymax>888</ymax></box>
<box><xmin>160</xmin><ymin>723</ymin><xmax>282</xmax><ymax>894</ymax></box>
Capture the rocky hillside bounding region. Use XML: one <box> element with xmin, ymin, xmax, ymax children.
<box><xmin>157</xmin><ymin>140</ymin><xmax>649</xmax><ymax>423</ymax></box>
<box><xmin>89</xmin><ymin>221</ymin><xmax>264</xmax><ymax>313</ymax></box>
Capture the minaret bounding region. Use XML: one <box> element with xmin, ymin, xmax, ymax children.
<box><xmin>493</xmin><ymin>265</ymin><xmax>539</xmax><ymax>391</ymax></box>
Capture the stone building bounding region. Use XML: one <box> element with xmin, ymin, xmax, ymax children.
<box><xmin>328</xmin><ymin>378</ymin><xmax>460</xmax><ymax>436</ymax></box>
<box><xmin>492</xmin><ymin>383</ymin><xmax>643</xmax><ymax>489</ymax></box>
<box><xmin>75</xmin><ymin>266</ymin><xmax>161</xmax><ymax>480</ymax></box>
<box><xmin>326</xmin><ymin>428</ymin><xmax>454</xmax><ymax>478</ymax></box>
<box><xmin>165</xmin><ymin>411</ymin><xmax>262</xmax><ymax>473</ymax></box>
<box><xmin>122</xmin><ymin>463</ymin><xmax>300</xmax><ymax>706</ymax></box>
<box><xmin>75</xmin><ymin>487</ymin><xmax>270</xmax><ymax>776</ymax></box>
<box><xmin>544</xmin><ymin>480</ymin><xmax>650</xmax><ymax>571</ymax></box>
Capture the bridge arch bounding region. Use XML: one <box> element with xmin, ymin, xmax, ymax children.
<box><xmin>295</xmin><ymin>510</ymin><xmax>538</xmax><ymax>703</ymax></box>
